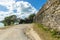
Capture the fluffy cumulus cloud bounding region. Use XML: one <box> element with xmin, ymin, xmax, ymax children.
<box><xmin>0</xmin><ymin>0</ymin><xmax>37</xmax><ymax>21</ymax></box>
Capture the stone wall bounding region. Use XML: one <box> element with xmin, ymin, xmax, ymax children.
<box><xmin>35</xmin><ymin>0</ymin><xmax>60</xmax><ymax>30</ymax></box>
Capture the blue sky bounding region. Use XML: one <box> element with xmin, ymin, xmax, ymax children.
<box><xmin>0</xmin><ymin>0</ymin><xmax>47</xmax><ymax>21</ymax></box>
<box><xmin>16</xmin><ymin>0</ymin><xmax>47</xmax><ymax>10</ymax></box>
<box><xmin>0</xmin><ymin>0</ymin><xmax>47</xmax><ymax>12</ymax></box>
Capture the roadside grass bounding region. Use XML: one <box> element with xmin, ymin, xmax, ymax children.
<box><xmin>33</xmin><ymin>23</ymin><xmax>60</xmax><ymax>40</ymax></box>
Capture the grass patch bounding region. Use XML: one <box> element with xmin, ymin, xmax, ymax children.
<box><xmin>33</xmin><ymin>23</ymin><xmax>60</xmax><ymax>40</ymax></box>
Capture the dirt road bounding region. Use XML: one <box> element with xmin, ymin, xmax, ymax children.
<box><xmin>0</xmin><ymin>24</ymin><xmax>41</xmax><ymax>40</ymax></box>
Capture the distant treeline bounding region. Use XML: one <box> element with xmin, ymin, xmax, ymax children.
<box><xmin>2</xmin><ymin>14</ymin><xmax>35</xmax><ymax>26</ymax></box>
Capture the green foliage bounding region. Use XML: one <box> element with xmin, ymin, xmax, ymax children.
<box><xmin>2</xmin><ymin>14</ymin><xmax>35</xmax><ymax>25</ymax></box>
<box><xmin>19</xmin><ymin>14</ymin><xmax>35</xmax><ymax>24</ymax></box>
<box><xmin>19</xmin><ymin>19</ymin><xmax>26</xmax><ymax>24</ymax></box>
<box><xmin>51</xmin><ymin>30</ymin><xmax>60</xmax><ymax>38</ymax></box>
<box><xmin>28</xmin><ymin>14</ymin><xmax>35</xmax><ymax>23</ymax></box>
<box><xmin>36</xmin><ymin>23</ymin><xmax>60</xmax><ymax>39</ymax></box>
<box><xmin>3</xmin><ymin>15</ymin><xmax>17</xmax><ymax>26</ymax></box>
<box><xmin>37</xmin><ymin>23</ymin><xmax>50</xmax><ymax>31</ymax></box>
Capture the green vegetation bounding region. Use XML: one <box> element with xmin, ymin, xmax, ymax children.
<box><xmin>28</xmin><ymin>14</ymin><xmax>35</xmax><ymax>22</ymax></box>
<box><xmin>19</xmin><ymin>14</ymin><xmax>35</xmax><ymax>24</ymax></box>
<box><xmin>2</xmin><ymin>15</ymin><xmax>17</xmax><ymax>26</ymax></box>
<box><xmin>2</xmin><ymin>14</ymin><xmax>35</xmax><ymax>26</ymax></box>
<box><xmin>33</xmin><ymin>23</ymin><xmax>60</xmax><ymax>40</ymax></box>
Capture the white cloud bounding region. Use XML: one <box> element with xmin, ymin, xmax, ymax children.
<box><xmin>0</xmin><ymin>0</ymin><xmax>37</xmax><ymax>21</ymax></box>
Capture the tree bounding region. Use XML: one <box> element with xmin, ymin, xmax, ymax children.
<box><xmin>19</xmin><ymin>14</ymin><xmax>36</xmax><ymax>24</ymax></box>
<box><xmin>3</xmin><ymin>15</ymin><xmax>17</xmax><ymax>26</ymax></box>
<box><xmin>28</xmin><ymin>14</ymin><xmax>35</xmax><ymax>23</ymax></box>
